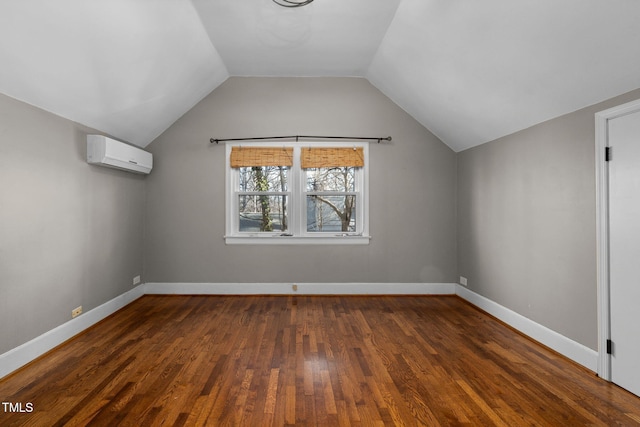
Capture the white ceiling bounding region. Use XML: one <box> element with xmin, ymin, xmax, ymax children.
<box><xmin>1</xmin><ymin>0</ymin><xmax>639</xmax><ymax>151</ymax></box>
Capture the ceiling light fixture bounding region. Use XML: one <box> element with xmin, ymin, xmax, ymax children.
<box><xmin>272</xmin><ymin>0</ymin><xmax>314</xmax><ymax>7</ymax></box>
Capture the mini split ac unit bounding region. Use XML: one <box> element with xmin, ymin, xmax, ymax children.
<box><xmin>86</xmin><ymin>135</ymin><xmax>153</xmax><ymax>175</ymax></box>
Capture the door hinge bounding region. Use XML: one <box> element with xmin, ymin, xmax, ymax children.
<box><xmin>606</xmin><ymin>339</ymin><xmax>613</xmax><ymax>355</ymax></box>
<box><xmin>605</xmin><ymin>146</ymin><xmax>612</xmax><ymax>162</ymax></box>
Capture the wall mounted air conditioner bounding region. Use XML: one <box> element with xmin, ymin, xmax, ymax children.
<box><xmin>87</xmin><ymin>135</ymin><xmax>153</xmax><ymax>175</ymax></box>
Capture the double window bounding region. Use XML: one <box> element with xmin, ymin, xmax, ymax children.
<box><xmin>225</xmin><ymin>142</ymin><xmax>369</xmax><ymax>244</ymax></box>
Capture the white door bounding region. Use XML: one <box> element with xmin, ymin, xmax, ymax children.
<box><xmin>608</xmin><ymin>109</ymin><xmax>640</xmax><ymax>397</ymax></box>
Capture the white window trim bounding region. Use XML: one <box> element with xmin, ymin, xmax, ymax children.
<box><xmin>225</xmin><ymin>141</ymin><xmax>370</xmax><ymax>245</ymax></box>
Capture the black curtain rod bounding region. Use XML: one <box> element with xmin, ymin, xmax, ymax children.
<box><xmin>210</xmin><ymin>135</ymin><xmax>392</xmax><ymax>144</ymax></box>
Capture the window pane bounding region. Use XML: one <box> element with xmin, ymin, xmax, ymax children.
<box><xmin>306</xmin><ymin>167</ymin><xmax>355</xmax><ymax>192</ymax></box>
<box><xmin>239</xmin><ymin>195</ymin><xmax>288</xmax><ymax>232</ymax></box>
<box><xmin>240</xmin><ymin>166</ymin><xmax>289</xmax><ymax>192</ymax></box>
<box><xmin>306</xmin><ymin>195</ymin><xmax>356</xmax><ymax>232</ymax></box>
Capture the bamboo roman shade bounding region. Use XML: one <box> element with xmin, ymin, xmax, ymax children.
<box><xmin>230</xmin><ymin>147</ymin><xmax>293</xmax><ymax>168</ymax></box>
<box><xmin>300</xmin><ymin>147</ymin><xmax>364</xmax><ymax>169</ymax></box>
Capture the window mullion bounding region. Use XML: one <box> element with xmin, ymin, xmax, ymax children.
<box><xmin>292</xmin><ymin>146</ymin><xmax>303</xmax><ymax>236</ymax></box>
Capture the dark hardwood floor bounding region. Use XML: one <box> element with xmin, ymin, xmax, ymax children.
<box><xmin>1</xmin><ymin>295</ymin><xmax>639</xmax><ymax>426</ymax></box>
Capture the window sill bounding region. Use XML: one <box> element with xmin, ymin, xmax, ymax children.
<box><xmin>224</xmin><ymin>235</ymin><xmax>371</xmax><ymax>245</ymax></box>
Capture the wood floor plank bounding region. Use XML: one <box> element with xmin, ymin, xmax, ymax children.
<box><xmin>1</xmin><ymin>295</ymin><xmax>640</xmax><ymax>426</ymax></box>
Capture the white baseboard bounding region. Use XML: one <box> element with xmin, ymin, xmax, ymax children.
<box><xmin>1</xmin><ymin>282</ymin><xmax>597</xmax><ymax>380</ymax></box>
<box><xmin>456</xmin><ymin>285</ymin><xmax>598</xmax><ymax>372</ymax></box>
<box><xmin>0</xmin><ymin>285</ymin><xmax>145</xmax><ymax>380</ymax></box>
<box><xmin>143</xmin><ymin>282</ymin><xmax>458</xmax><ymax>295</ymax></box>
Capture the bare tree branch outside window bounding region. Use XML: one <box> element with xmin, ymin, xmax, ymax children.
<box><xmin>306</xmin><ymin>167</ymin><xmax>357</xmax><ymax>232</ymax></box>
<box><xmin>238</xmin><ymin>166</ymin><xmax>288</xmax><ymax>232</ymax></box>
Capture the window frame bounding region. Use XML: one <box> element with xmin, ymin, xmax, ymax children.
<box><xmin>225</xmin><ymin>141</ymin><xmax>370</xmax><ymax>245</ymax></box>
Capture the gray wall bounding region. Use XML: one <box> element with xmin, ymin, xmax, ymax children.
<box><xmin>0</xmin><ymin>93</ymin><xmax>146</xmax><ymax>355</ymax></box>
<box><xmin>457</xmin><ymin>88</ymin><xmax>640</xmax><ymax>350</ymax></box>
<box><xmin>144</xmin><ymin>77</ymin><xmax>458</xmax><ymax>284</ymax></box>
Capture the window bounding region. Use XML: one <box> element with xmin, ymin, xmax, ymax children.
<box><xmin>225</xmin><ymin>142</ymin><xmax>369</xmax><ymax>244</ymax></box>
<box><xmin>238</xmin><ymin>166</ymin><xmax>289</xmax><ymax>233</ymax></box>
<box><xmin>305</xmin><ymin>167</ymin><xmax>357</xmax><ymax>233</ymax></box>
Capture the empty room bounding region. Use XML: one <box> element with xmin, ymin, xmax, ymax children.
<box><xmin>1</xmin><ymin>0</ymin><xmax>640</xmax><ymax>425</ymax></box>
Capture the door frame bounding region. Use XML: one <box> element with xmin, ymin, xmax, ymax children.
<box><xmin>595</xmin><ymin>98</ymin><xmax>640</xmax><ymax>381</ymax></box>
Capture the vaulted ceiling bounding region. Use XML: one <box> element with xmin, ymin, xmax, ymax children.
<box><xmin>1</xmin><ymin>0</ymin><xmax>639</xmax><ymax>152</ymax></box>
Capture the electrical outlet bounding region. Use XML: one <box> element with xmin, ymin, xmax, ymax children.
<box><xmin>292</xmin><ymin>284</ymin><xmax>298</xmax><ymax>292</ymax></box>
<box><xmin>459</xmin><ymin>276</ymin><xmax>468</xmax><ymax>286</ymax></box>
<box><xmin>133</xmin><ymin>275</ymin><xmax>141</xmax><ymax>285</ymax></box>
<box><xmin>72</xmin><ymin>306</ymin><xmax>82</xmax><ymax>318</ymax></box>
